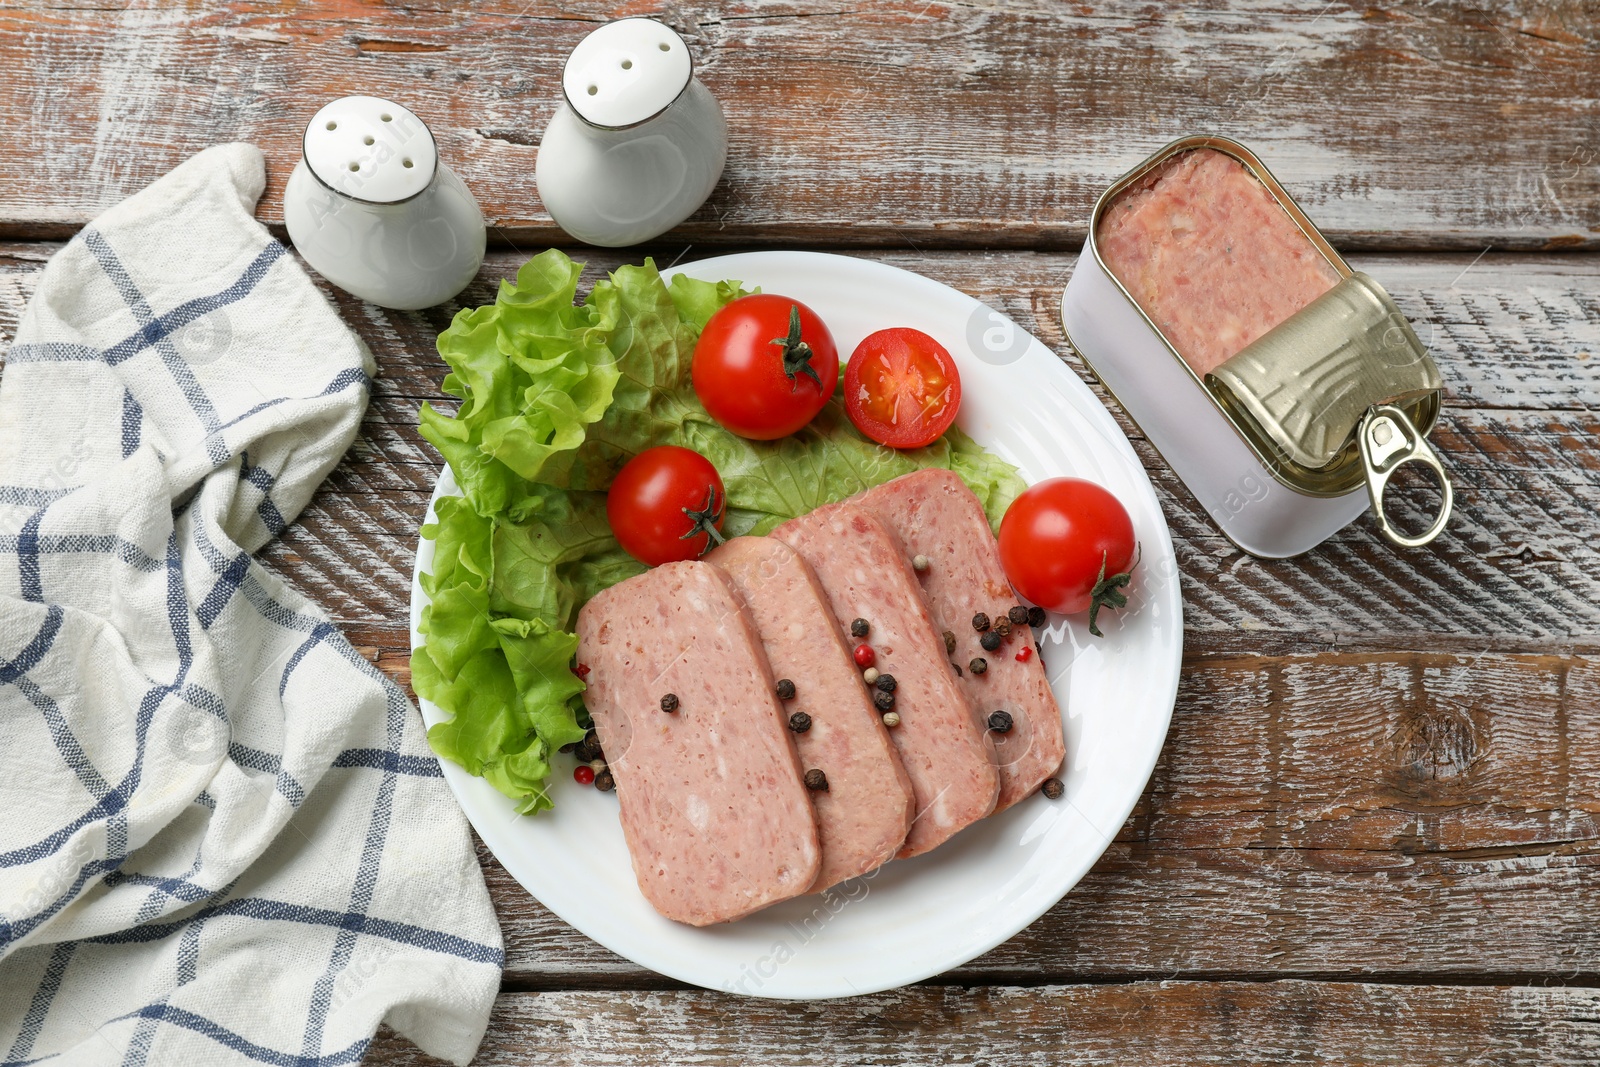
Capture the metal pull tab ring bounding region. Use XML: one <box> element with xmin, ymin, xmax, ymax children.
<box><xmin>1358</xmin><ymin>404</ymin><xmax>1453</xmax><ymax>549</ymax></box>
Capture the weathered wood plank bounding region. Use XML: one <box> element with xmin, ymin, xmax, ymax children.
<box><xmin>309</xmin><ymin>250</ymin><xmax>1600</xmax><ymax>644</ymax></box>
<box><xmin>281</xmin><ymin>397</ymin><xmax>1600</xmax><ymax>643</ymax></box>
<box><xmin>458</xmin><ymin>650</ymin><xmax>1600</xmax><ymax>985</ymax></box>
<box><xmin>0</xmin><ymin>2</ymin><xmax>1596</xmax><ymax>248</ymax></box>
<box><xmin>364</xmin><ymin>981</ymin><xmax>1600</xmax><ymax>1066</ymax></box>
<box><xmin>8</xmin><ymin>245</ymin><xmax>1598</xmax><ymax>411</ymax></box>
<box><xmin>353</xmin><ymin>644</ymin><xmax>1600</xmax><ymax>986</ymax></box>
<box><xmin>4</xmin><ymin>245</ymin><xmax>1599</xmax><ymax>643</ymax></box>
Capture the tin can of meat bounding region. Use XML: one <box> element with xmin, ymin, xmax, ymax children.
<box><xmin>1059</xmin><ymin>135</ymin><xmax>1452</xmax><ymax>557</ymax></box>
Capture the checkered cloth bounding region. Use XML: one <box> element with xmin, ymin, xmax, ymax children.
<box><xmin>0</xmin><ymin>145</ymin><xmax>501</xmax><ymax>1065</ymax></box>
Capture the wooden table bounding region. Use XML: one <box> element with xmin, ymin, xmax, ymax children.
<box><xmin>3</xmin><ymin>2</ymin><xmax>1598</xmax><ymax>1063</ymax></box>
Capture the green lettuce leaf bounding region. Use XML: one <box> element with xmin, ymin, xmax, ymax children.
<box><xmin>415</xmin><ymin>249</ymin><xmax>1027</xmax><ymax>814</ymax></box>
<box><xmin>412</xmin><ymin>494</ymin><xmax>595</xmax><ymax>816</ymax></box>
<box><xmin>668</xmin><ymin>274</ymin><xmax>756</xmax><ymax>330</ymax></box>
<box><xmin>417</xmin><ymin>249</ymin><xmax>624</xmax><ymax>517</ymax></box>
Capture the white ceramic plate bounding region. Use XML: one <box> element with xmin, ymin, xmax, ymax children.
<box><xmin>410</xmin><ymin>251</ymin><xmax>1182</xmax><ymax>999</ymax></box>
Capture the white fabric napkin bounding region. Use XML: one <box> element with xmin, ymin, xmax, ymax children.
<box><xmin>0</xmin><ymin>144</ymin><xmax>501</xmax><ymax>1066</ymax></box>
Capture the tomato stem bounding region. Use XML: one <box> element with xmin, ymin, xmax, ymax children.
<box><xmin>680</xmin><ymin>485</ymin><xmax>727</xmax><ymax>554</ymax></box>
<box><xmin>769</xmin><ymin>304</ymin><xmax>824</xmax><ymax>391</ymax></box>
<box><xmin>1087</xmin><ymin>543</ymin><xmax>1140</xmax><ymax>638</ymax></box>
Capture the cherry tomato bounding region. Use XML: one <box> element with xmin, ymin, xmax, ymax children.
<box><xmin>998</xmin><ymin>478</ymin><xmax>1138</xmax><ymax>637</ymax></box>
<box><xmin>692</xmin><ymin>294</ymin><xmax>839</xmax><ymax>440</ymax></box>
<box><xmin>606</xmin><ymin>446</ymin><xmax>727</xmax><ymax>567</ymax></box>
<box><xmin>843</xmin><ymin>328</ymin><xmax>962</xmax><ymax>449</ymax></box>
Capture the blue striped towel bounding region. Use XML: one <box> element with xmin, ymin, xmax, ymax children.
<box><xmin>0</xmin><ymin>145</ymin><xmax>501</xmax><ymax>1065</ymax></box>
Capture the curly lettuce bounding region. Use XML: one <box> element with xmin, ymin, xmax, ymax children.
<box><xmin>413</xmin><ymin>250</ymin><xmax>1026</xmax><ymax>814</ymax></box>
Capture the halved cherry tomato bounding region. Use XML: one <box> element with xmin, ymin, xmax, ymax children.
<box><xmin>692</xmin><ymin>294</ymin><xmax>839</xmax><ymax>440</ymax></box>
<box><xmin>843</xmin><ymin>328</ymin><xmax>962</xmax><ymax>449</ymax></box>
<box><xmin>998</xmin><ymin>477</ymin><xmax>1137</xmax><ymax>637</ymax></box>
<box><xmin>606</xmin><ymin>446</ymin><xmax>726</xmax><ymax>567</ymax></box>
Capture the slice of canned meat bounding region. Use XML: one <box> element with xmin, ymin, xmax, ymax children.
<box><xmin>854</xmin><ymin>469</ymin><xmax>1066</xmax><ymax>812</ymax></box>
<box><xmin>709</xmin><ymin>536</ymin><xmax>916</xmax><ymax>892</ymax></box>
<box><xmin>1097</xmin><ymin>146</ymin><xmax>1341</xmax><ymax>376</ymax></box>
<box><xmin>576</xmin><ymin>560</ymin><xmax>820</xmax><ymax>926</ymax></box>
<box><xmin>774</xmin><ymin>503</ymin><xmax>998</xmax><ymax>858</ymax></box>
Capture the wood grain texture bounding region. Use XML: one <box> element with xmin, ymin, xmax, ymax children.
<box><xmin>298</xmin><ymin>398</ymin><xmax>1596</xmax><ymax>646</ymax></box>
<box><xmin>7</xmin><ymin>245</ymin><xmax>1586</xmax><ymax>648</ymax></box>
<box><xmin>365</xmin><ymin>981</ymin><xmax>1600</xmax><ymax>1066</ymax></box>
<box><xmin>457</xmin><ymin>649</ymin><xmax>1600</xmax><ymax>986</ymax></box>
<box><xmin>0</xmin><ymin>2</ymin><xmax>1596</xmax><ymax>249</ymax></box>
<box><xmin>327</xmin><ymin>644</ymin><xmax>1600</xmax><ymax>990</ymax></box>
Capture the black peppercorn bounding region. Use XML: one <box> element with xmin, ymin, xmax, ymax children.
<box><xmin>1008</xmin><ymin>605</ymin><xmax>1029</xmax><ymax>626</ymax></box>
<box><xmin>850</xmin><ymin>618</ymin><xmax>870</xmax><ymax>638</ymax></box>
<box><xmin>804</xmin><ymin>768</ymin><xmax>829</xmax><ymax>792</ymax></box>
<box><xmin>987</xmin><ymin>710</ymin><xmax>1014</xmax><ymax>733</ymax></box>
<box><xmin>660</xmin><ymin>693</ymin><xmax>679</xmax><ymax>713</ymax></box>
<box><xmin>1041</xmin><ymin>777</ymin><xmax>1065</xmax><ymax>800</ymax></box>
<box><xmin>875</xmin><ymin>673</ymin><xmax>897</xmax><ymax>693</ymax></box>
<box><xmin>559</xmin><ymin>741</ymin><xmax>578</xmax><ymax>754</ymax></box>
<box><xmin>594</xmin><ymin>770</ymin><xmax>616</xmax><ymax>793</ymax></box>
<box><xmin>1027</xmin><ymin>606</ymin><xmax>1047</xmax><ymax>628</ymax></box>
<box><xmin>788</xmin><ymin>711</ymin><xmax>812</xmax><ymax>733</ymax></box>
<box><xmin>980</xmin><ymin>631</ymin><xmax>1002</xmax><ymax>652</ymax></box>
<box><xmin>942</xmin><ymin>630</ymin><xmax>957</xmax><ymax>654</ymax></box>
<box><xmin>971</xmin><ymin>612</ymin><xmax>990</xmax><ymax>632</ymax></box>
<box><xmin>994</xmin><ymin>616</ymin><xmax>1012</xmax><ymax>639</ymax></box>
<box><xmin>575</xmin><ymin>729</ymin><xmax>602</xmax><ymax>762</ymax></box>
<box><xmin>873</xmin><ymin>689</ymin><xmax>895</xmax><ymax>711</ymax></box>
<box><xmin>969</xmin><ymin>657</ymin><xmax>988</xmax><ymax>675</ymax></box>
<box><xmin>775</xmin><ymin>678</ymin><xmax>796</xmax><ymax>700</ymax></box>
<box><xmin>951</xmin><ymin>662</ymin><xmax>963</xmax><ymax>676</ymax></box>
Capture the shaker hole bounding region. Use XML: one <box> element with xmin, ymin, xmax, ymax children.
<box><xmin>348</xmin><ymin>162</ymin><xmax>360</xmax><ymax>172</ymax></box>
<box><xmin>380</xmin><ymin>113</ymin><xmax>392</xmax><ymax>122</ymax></box>
<box><xmin>658</xmin><ymin>41</ymin><xmax>670</xmax><ymax>51</ymax></box>
<box><xmin>586</xmin><ymin>84</ymin><xmax>598</xmax><ymax>95</ymax></box>
<box><xmin>363</xmin><ymin>135</ymin><xmax>375</xmax><ymax>146</ymax></box>
<box><xmin>621</xmin><ymin>59</ymin><xmax>633</xmax><ymax>69</ymax></box>
<box><xmin>325</xmin><ymin>121</ymin><xmax>337</xmax><ymax>130</ymax></box>
<box><xmin>402</xmin><ymin>158</ymin><xmax>414</xmax><ymax>168</ymax></box>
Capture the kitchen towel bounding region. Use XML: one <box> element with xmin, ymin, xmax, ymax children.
<box><xmin>0</xmin><ymin>144</ymin><xmax>501</xmax><ymax>1065</ymax></box>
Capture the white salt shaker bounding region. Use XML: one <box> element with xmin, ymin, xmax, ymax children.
<box><xmin>283</xmin><ymin>96</ymin><xmax>486</xmax><ymax>310</ymax></box>
<box><xmin>536</xmin><ymin>18</ymin><xmax>727</xmax><ymax>247</ymax></box>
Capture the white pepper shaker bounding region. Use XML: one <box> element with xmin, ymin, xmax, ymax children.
<box><xmin>536</xmin><ymin>18</ymin><xmax>727</xmax><ymax>247</ymax></box>
<box><xmin>283</xmin><ymin>96</ymin><xmax>486</xmax><ymax>310</ymax></box>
